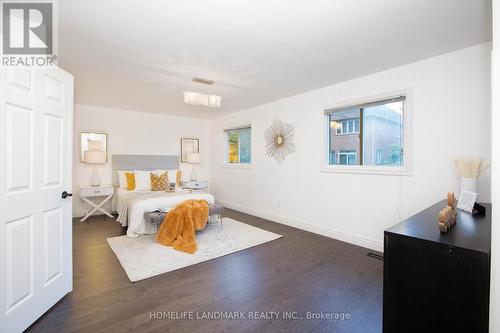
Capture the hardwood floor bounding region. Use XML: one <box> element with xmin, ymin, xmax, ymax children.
<box><xmin>27</xmin><ymin>209</ymin><xmax>383</xmax><ymax>333</ymax></box>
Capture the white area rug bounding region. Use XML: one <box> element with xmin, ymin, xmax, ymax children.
<box><xmin>107</xmin><ymin>218</ymin><xmax>282</xmax><ymax>282</ymax></box>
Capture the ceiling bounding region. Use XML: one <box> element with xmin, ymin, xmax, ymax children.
<box><xmin>59</xmin><ymin>0</ymin><xmax>492</xmax><ymax>119</ymax></box>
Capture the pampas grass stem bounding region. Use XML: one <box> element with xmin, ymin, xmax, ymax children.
<box><xmin>452</xmin><ymin>157</ymin><xmax>484</xmax><ymax>178</ymax></box>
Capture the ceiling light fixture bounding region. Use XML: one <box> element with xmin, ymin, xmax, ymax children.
<box><xmin>192</xmin><ymin>77</ymin><xmax>215</xmax><ymax>85</ymax></box>
<box><xmin>183</xmin><ymin>91</ymin><xmax>221</xmax><ymax>107</ymax></box>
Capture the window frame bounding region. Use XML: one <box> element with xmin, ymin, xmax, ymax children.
<box><xmin>376</xmin><ymin>149</ymin><xmax>384</xmax><ymax>165</ymax></box>
<box><xmin>338</xmin><ymin>150</ymin><xmax>357</xmax><ymax>165</ymax></box>
<box><xmin>336</xmin><ymin>118</ymin><xmax>360</xmax><ymax>135</ymax></box>
<box><xmin>321</xmin><ymin>90</ymin><xmax>412</xmax><ymax>176</ymax></box>
<box><xmin>223</xmin><ymin>124</ymin><xmax>253</xmax><ymax>168</ymax></box>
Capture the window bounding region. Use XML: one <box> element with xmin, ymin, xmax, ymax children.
<box><xmin>335</xmin><ymin>118</ymin><xmax>359</xmax><ymax>135</ymax></box>
<box><xmin>329</xmin><ymin>150</ymin><xmax>336</xmax><ymax>165</ymax></box>
<box><xmin>225</xmin><ymin>126</ymin><xmax>251</xmax><ymax>164</ymax></box>
<box><xmin>326</xmin><ymin>95</ymin><xmax>406</xmax><ymax>170</ymax></box>
<box><xmin>338</xmin><ymin>150</ymin><xmax>357</xmax><ymax>165</ymax></box>
<box><xmin>376</xmin><ymin>149</ymin><xmax>383</xmax><ymax>165</ymax></box>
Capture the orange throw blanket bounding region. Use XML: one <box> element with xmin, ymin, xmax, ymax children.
<box><xmin>156</xmin><ymin>199</ymin><xmax>209</xmax><ymax>254</ymax></box>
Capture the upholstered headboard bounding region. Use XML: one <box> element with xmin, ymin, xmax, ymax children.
<box><xmin>111</xmin><ymin>154</ymin><xmax>180</xmax><ymax>186</ymax></box>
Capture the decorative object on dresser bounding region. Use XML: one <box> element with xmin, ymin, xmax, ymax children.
<box><xmin>79</xmin><ymin>185</ymin><xmax>115</xmax><ymax>222</ymax></box>
<box><xmin>182</xmin><ymin>180</ymin><xmax>208</xmax><ymax>191</ymax></box>
<box><xmin>457</xmin><ymin>189</ymin><xmax>478</xmax><ymax>213</ymax></box>
<box><xmin>180</xmin><ymin>138</ymin><xmax>199</xmax><ymax>163</ymax></box>
<box><xmin>383</xmin><ymin>200</ymin><xmax>491</xmax><ymax>333</ymax></box>
<box><xmin>264</xmin><ymin>118</ymin><xmax>296</xmax><ymax>163</ymax></box>
<box><xmin>452</xmin><ymin>157</ymin><xmax>486</xmax><ymax>194</ymax></box>
<box><xmin>186</xmin><ymin>152</ymin><xmax>201</xmax><ymax>181</ymax></box>
<box><xmin>81</xmin><ymin>132</ymin><xmax>107</xmax><ymax>187</ymax></box>
<box><xmin>437</xmin><ymin>192</ymin><xmax>457</xmax><ymax>233</ymax></box>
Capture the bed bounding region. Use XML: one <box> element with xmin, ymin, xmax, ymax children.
<box><xmin>111</xmin><ymin>154</ymin><xmax>215</xmax><ymax>237</ymax></box>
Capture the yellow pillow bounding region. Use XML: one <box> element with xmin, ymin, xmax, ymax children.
<box><xmin>176</xmin><ymin>169</ymin><xmax>182</xmax><ymax>187</ymax></box>
<box><xmin>151</xmin><ymin>172</ymin><xmax>168</xmax><ymax>191</ymax></box>
<box><xmin>125</xmin><ymin>172</ymin><xmax>135</xmax><ymax>191</ymax></box>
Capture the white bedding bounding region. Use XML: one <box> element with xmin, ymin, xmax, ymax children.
<box><xmin>115</xmin><ymin>189</ymin><xmax>215</xmax><ymax>237</ymax></box>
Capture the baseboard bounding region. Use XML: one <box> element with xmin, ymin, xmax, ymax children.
<box><xmin>216</xmin><ymin>199</ymin><xmax>384</xmax><ymax>252</ymax></box>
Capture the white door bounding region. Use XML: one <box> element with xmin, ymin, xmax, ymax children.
<box><xmin>0</xmin><ymin>66</ymin><xmax>74</xmax><ymax>333</ymax></box>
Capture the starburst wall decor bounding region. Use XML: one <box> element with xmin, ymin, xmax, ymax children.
<box><xmin>264</xmin><ymin>119</ymin><xmax>296</xmax><ymax>163</ymax></box>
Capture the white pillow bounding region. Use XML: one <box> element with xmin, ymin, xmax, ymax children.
<box><xmin>155</xmin><ymin>169</ymin><xmax>178</xmax><ymax>186</ymax></box>
<box><xmin>134</xmin><ymin>170</ymin><xmax>152</xmax><ymax>191</ymax></box>
<box><xmin>154</xmin><ymin>169</ymin><xmax>167</xmax><ymax>176</ymax></box>
<box><xmin>167</xmin><ymin>169</ymin><xmax>178</xmax><ymax>185</ymax></box>
<box><xmin>117</xmin><ymin>170</ymin><xmax>130</xmax><ymax>189</ymax></box>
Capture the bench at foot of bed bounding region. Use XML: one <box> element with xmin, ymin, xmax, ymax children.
<box><xmin>144</xmin><ymin>203</ymin><xmax>224</xmax><ymax>233</ymax></box>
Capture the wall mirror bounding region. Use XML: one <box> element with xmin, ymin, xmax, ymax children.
<box><xmin>181</xmin><ymin>138</ymin><xmax>199</xmax><ymax>162</ymax></box>
<box><xmin>81</xmin><ymin>132</ymin><xmax>107</xmax><ymax>162</ymax></box>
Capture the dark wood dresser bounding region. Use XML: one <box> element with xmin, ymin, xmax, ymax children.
<box><xmin>383</xmin><ymin>200</ymin><xmax>491</xmax><ymax>333</ymax></box>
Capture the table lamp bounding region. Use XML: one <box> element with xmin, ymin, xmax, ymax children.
<box><xmin>84</xmin><ymin>140</ymin><xmax>106</xmax><ymax>186</ymax></box>
<box><xmin>187</xmin><ymin>153</ymin><xmax>200</xmax><ymax>181</ymax></box>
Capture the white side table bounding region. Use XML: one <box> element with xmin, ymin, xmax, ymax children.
<box><xmin>181</xmin><ymin>180</ymin><xmax>208</xmax><ymax>191</ymax></box>
<box><xmin>79</xmin><ymin>186</ymin><xmax>115</xmax><ymax>222</ymax></box>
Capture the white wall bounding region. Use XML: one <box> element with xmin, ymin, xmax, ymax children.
<box><xmin>490</xmin><ymin>2</ymin><xmax>499</xmax><ymax>331</ymax></box>
<box><xmin>73</xmin><ymin>105</ymin><xmax>210</xmax><ymax>217</ymax></box>
<box><xmin>209</xmin><ymin>43</ymin><xmax>492</xmax><ymax>252</ymax></box>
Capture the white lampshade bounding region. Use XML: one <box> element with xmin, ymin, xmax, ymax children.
<box><xmin>84</xmin><ymin>150</ymin><xmax>106</xmax><ymax>164</ymax></box>
<box><xmin>183</xmin><ymin>91</ymin><xmax>221</xmax><ymax>107</ymax></box>
<box><xmin>87</xmin><ymin>139</ymin><xmax>103</xmax><ymax>151</ymax></box>
<box><xmin>207</xmin><ymin>94</ymin><xmax>221</xmax><ymax>107</ymax></box>
<box><xmin>187</xmin><ymin>153</ymin><xmax>201</xmax><ymax>164</ymax></box>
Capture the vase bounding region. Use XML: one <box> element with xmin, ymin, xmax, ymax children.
<box><xmin>460</xmin><ymin>177</ymin><xmax>477</xmax><ymax>193</ymax></box>
<box><xmin>90</xmin><ymin>165</ymin><xmax>101</xmax><ymax>187</ymax></box>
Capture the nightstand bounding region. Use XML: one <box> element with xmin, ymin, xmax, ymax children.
<box><xmin>79</xmin><ymin>185</ymin><xmax>115</xmax><ymax>222</ymax></box>
<box><xmin>181</xmin><ymin>180</ymin><xmax>208</xmax><ymax>191</ymax></box>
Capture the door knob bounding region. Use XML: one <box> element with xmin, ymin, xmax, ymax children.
<box><xmin>61</xmin><ymin>191</ymin><xmax>73</xmax><ymax>199</ymax></box>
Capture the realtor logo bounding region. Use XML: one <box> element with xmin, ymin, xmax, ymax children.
<box><xmin>3</xmin><ymin>2</ymin><xmax>52</xmax><ymax>54</ymax></box>
<box><xmin>2</xmin><ymin>1</ymin><xmax>56</xmax><ymax>66</ymax></box>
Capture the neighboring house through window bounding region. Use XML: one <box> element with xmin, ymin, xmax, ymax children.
<box><xmin>338</xmin><ymin>150</ymin><xmax>357</xmax><ymax>165</ymax></box>
<box><xmin>336</xmin><ymin>118</ymin><xmax>360</xmax><ymax>135</ymax></box>
<box><xmin>326</xmin><ymin>95</ymin><xmax>406</xmax><ymax>169</ymax></box>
